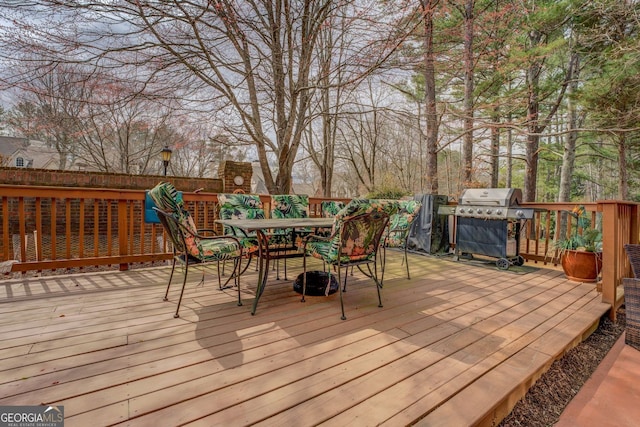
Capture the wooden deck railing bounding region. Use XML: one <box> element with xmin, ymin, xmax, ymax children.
<box><xmin>0</xmin><ymin>184</ymin><xmax>348</xmax><ymax>273</ymax></box>
<box><xmin>1</xmin><ymin>184</ymin><xmax>637</xmax><ymax>318</ymax></box>
<box><xmin>515</xmin><ymin>201</ymin><xmax>638</xmax><ymax>318</ymax></box>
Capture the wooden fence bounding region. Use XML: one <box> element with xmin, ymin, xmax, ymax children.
<box><xmin>0</xmin><ymin>185</ymin><xmax>348</xmax><ymax>273</ymax></box>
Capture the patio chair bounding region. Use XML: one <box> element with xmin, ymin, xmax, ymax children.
<box><xmin>623</xmin><ymin>244</ymin><xmax>640</xmax><ymax>347</ymax></box>
<box><xmin>624</xmin><ymin>244</ymin><xmax>640</xmax><ymax>278</ymax></box>
<box><xmin>384</xmin><ymin>199</ymin><xmax>423</xmax><ymax>279</ymax></box>
<box><xmin>300</xmin><ymin>198</ymin><xmax>399</xmax><ymax>320</ymax></box>
<box><xmin>270</xmin><ymin>194</ymin><xmax>310</xmax><ymax>241</ymax></box>
<box><xmin>321</xmin><ymin>200</ymin><xmax>346</xmax><ymax>218</ymax></box>
<box><xmin>217</xmin><ymin>193</ymin><xmax>265</xmax><ymax>257</ymax></box>
<box><xmin>219</xmin><ymin>193</ymin><xmax>293</xmax><ymax>279</ymax></box>
<box><xmin>148</xmin><ymin>182</ymin><xmax>243</xmax><ymax>318</ymax></box>
<box><xmin>271</xmin><ymin>194</ymin><xmax>310</xmax><ymax>219</ymax></box>
<box><xmin>269</xmin><ymin>194</ymin><xmax>310</xmax><ymax>279</ymax></box>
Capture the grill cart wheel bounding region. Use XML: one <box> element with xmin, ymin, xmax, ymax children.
<box><xmin>515</xmin><ymin>255</ymin><xmax>525</xmax><ymax>266</ymax></box>
<box><xmin>496</xmin><ymin>258</ymin><xmax>510</xmax><ymax>270</ymax></box>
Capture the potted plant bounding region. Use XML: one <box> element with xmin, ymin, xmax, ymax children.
<box><xmin>554</xmin><ymin>205</ymin><xmax>603</xmax><ymax>283</ymax></box>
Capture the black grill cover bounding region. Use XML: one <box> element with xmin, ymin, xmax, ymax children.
<box><xmin>406</xmin><ymin>194</ymin><xmax>449</xmax><ymax>255</ymax></box>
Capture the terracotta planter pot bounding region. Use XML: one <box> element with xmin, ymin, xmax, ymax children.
<box><xmin>560</xmin><ymin>250</ymin><xmax>602</xmax><ymax>283</ymax></box>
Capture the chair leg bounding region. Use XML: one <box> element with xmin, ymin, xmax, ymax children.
<box><xmin>219</xmin><ymin>258</ymin><xmax>241</xmax><ymax>290</ymax></box>
<box><xmin>374</xmin><ymin>258</ymin><xmax>383</xmax><ymax>308</ymax></box>
<box><xmin>174</xmin><ymin>262</ymin><xmax>189</xmax><ymax>318</ymax></box>
<box><xmin>234</xmin><ymin>257</ymin><xmax>243</xmax><ymax>306</ymax></box>
<box><xmin>404</xmin><ymin>245</ymin><xmax>410</xmax><ymax>279</ymax></box>
<box><xmin>199</xmin><ymin>268</ymin><xmax>205</xmax><ymax>287</ymax></box>
<box><xmin>238</xmin><ymin>253</ymin><xmax>253</xmax><ymax>276</ymax></box>
<box><xmin>342</xmin><ymin>264</ymin><xmax>348</xmax><ymax>292</ymax></box>
<box><xmin>301</xmin><ymin>254</ymin><xmax>307</xmax><ymax>302</ymax></box>
<box><xmin>338</xmin><ymin>265</ymin><xmax>346</xmax><ymax>320</ymax></box>
<box><xmin>164</xmin><ymin>257</ymin><xmax>177</xmax><ymax>301</ymax></box>
<box><xmin>379</xmin><ymin>245</ymin><xmax>386</xmax><ymax>286</ymax></box>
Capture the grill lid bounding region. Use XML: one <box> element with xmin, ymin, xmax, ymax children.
<box><xmin>458</xmin><ymin>188</ymin><xmax>522</xmax><ymax>207</ymax></box>
<box><xmin>447</xmin><ymin>188</ymin><xmax>534</xmax><ymax>219</ymax></box>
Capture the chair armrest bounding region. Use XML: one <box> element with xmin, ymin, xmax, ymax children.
<box><xmin>300</xmin><ymin>231</ymin><xmax>336</xmax><ymax>251</ymax></box>
<box><xmin>197</xmin><ymin>228</ymin><xmax>219</xmax><ymax>236</ymax></box>
<box><xmin>198</xmin><ymin>233</ymin><xmax>242</xmax><ymax>248</ymax></box>
<box><xmin>226</xmin><ymin>226</ymin><xmax>253</xmax><ymax>238</ymax></box>
<box><xmin>174</xmin><ymin>219</ymin><xmax>242</xmax><ymax>248</ymax></box>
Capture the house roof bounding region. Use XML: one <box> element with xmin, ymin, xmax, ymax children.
<box><xmin>0</xmin><ymin>136</ymin><xmax>59</xmax><ymax>169</ymax></box>
<box><xmin>0</xmin><ymin>136</ymin><xmax>29</xmax><ymax>158</ymax></box>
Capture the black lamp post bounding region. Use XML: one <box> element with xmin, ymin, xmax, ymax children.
<box><xmin>161</xmin><ymin>146</ymin><xmax>172</xmax><ymax>176</ymax></box>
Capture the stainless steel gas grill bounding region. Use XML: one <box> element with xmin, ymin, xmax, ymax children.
<box><xmin>439</xmin><ymin>188</ymin><xmax>535</xmax><ymax>270</ymax></box>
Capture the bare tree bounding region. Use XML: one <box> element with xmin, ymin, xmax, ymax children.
<box><xmin>303</xmin><ymin>7</ymin><xmax>350</xmax><ymax>197</ymax></box>
<box><xmin>6</xmin><ymin>64</ymin><xmax>90</xmax><ymax>169</ymax></box>
<box><xmin>0</xmin><ymin>1</ymin><xmax>413</xmax><ymax>193</ymax></box>
<box><xmin>420</xmin><ymin>0</ymin><xmax>441</xmax><ymax>194</ymax></box>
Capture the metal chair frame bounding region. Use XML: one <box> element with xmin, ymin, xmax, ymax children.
<box><xmin>384</xmin><ymin>200</ymin><xmax>422</xmax><ymax>279</ymax></box>
<box><xmin>301</xmin><ymin>209</ymin><xmax>390</xmax><ymax>320</ymax></box>
<box><xmin>154</xmin><ymin>207</ymin><xmax>243</xmax><ymax>318</ymax></box>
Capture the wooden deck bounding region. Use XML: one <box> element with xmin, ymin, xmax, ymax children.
<box><xmin>0</xmin><ymin>252</ymin><xmax>610</xmax><ymax>426</ymax></box>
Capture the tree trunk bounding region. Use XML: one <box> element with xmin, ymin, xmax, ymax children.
<box><xmin>619</xmin><ymin>134</ymin><xmax>628</xmax><ymax>200</ymax></box>
<box><xmin>422</xmin><ymin>0</ymin><xmax>439</xmax><ymax>195</ymax></box>
<box><xmin>559</xmin><ymin>53</ymin><xmax>580</xmax><ymax>203</ymax></box>
<box><xmin>524</xmin><ymin>55</ymin><xmax>542</xmax><ymax>202</ymax></box>
<box><xmin>462</xmin><ymin>0</ymin><xmax>474</xmax><ymax>186</ymax></box>
<box><xmin>490</xmin><ymin>107</ymin><xmax>500</xmax><ymax>188</ymax></box>
<box><xmin>506</xmin><ymin>112</ymin><xmax>513</xmax><ymax>188</ymax></box>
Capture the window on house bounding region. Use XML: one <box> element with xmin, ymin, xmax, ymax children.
<box><xmin>16</xmin><ymin>157</ymin><xmax>24</xmax><ymax>167</ymax></box>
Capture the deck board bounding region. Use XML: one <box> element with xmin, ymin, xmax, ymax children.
<box><xmin>0</xmin><ymin>252</ymin><xmax>611</xmax><ymax>426</ymax></box>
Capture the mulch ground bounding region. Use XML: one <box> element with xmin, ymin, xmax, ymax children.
<box><xmin>498</xmin><ymin>307</ymin><xmax>627</xmax><ymax>426</ymax></box>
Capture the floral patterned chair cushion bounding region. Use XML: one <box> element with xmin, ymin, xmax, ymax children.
<box><xmin>304</xmin><ymin>198</ymin><xmax>400</xmax><ymax>264</ymax></box>
<box><xmin>270</xmin><ymin>194</ymin><xmax>311</xmax><ymax>245</ymax></box>
<box><xmin>149</xmin><ymin>182</ymin><xmax>242</xmax><ymax>261</ymax></box>
<box><xmin>270</xmin><ymin>194</ymin><xmax>310</xmax><ymax>219</ymax></box>
<box><xmin>385</xmin><ymin>200</ymin><xmax>422</xmax><ymax>248</ymax></box>
<box><xmin>321</xmin><ymin>200</ymin><xmax>346</xmax><ymax>218</ymax></box>
<box><xmin>218</xmin><ymin>193</ymin><xmax>265</xmax><ymax>224</ymax></box>
<box><xmin>218</xmin><ymin>193</ymin><xmax>265</xmax><ymax>254</ymax></box>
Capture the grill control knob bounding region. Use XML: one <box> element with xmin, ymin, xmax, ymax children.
<box><xmin>496</xmin><ymin>209</ymin><xmax>503</xmax><ymax>215</ymax></box>
<box><xmin>477</xmin><ymin>208</ymin><xmax>482</xmax><ymax>214</ymax></box>
<box><xmin>516</xmin><ymin>210</ymin><xmax>524</xmax><ymax>217</ymax></box>
<box><xmin>486</xmin><ymin>209</ymin><xmax>492</xmax><ymax>215</ymax></box>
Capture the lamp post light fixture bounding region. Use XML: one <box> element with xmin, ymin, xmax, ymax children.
<box><xmin>161</xmin><ymin>146</ymin><xmax>172</xmax><ymax>176</ymax></box>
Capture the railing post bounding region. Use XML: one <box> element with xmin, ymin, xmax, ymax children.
<box><xmin>631</xmin><ymin>203</ymin><xmax>640</xmax><ymax>246</ymax></box>
<box><xmin>600</xmin><ymin>200</ymin><xmax>640</xmax><ymax>321</ymax></box>
<box><xmin>600</xmin><ymin>201</ymin><xmax>619</xmax><ymax>319</ymax></box>
<box><xmin>118</xmin><ymin>199</ymin><xmax>129</xmax><ymax>271</ymax></box>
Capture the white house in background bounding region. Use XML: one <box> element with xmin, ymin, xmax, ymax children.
<box><xmin>251</xmin><ymin>161</ymin><xmax>269</xmax><ymax>194</ymax></box>
<box><xmin>251</xmin><ymin>160</ymin><xmax>320</xmax><ymax>196</ymax></box>
<box><xmin>0</xmin><ymin>136</ymin><xmax>59</xmax><ymax>169</ymax></box>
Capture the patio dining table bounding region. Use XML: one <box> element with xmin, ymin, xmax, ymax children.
<box><xmin>215</xmin><ymin>217</ymin><xmax>335</xmax><ymax>315</ymax></box>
